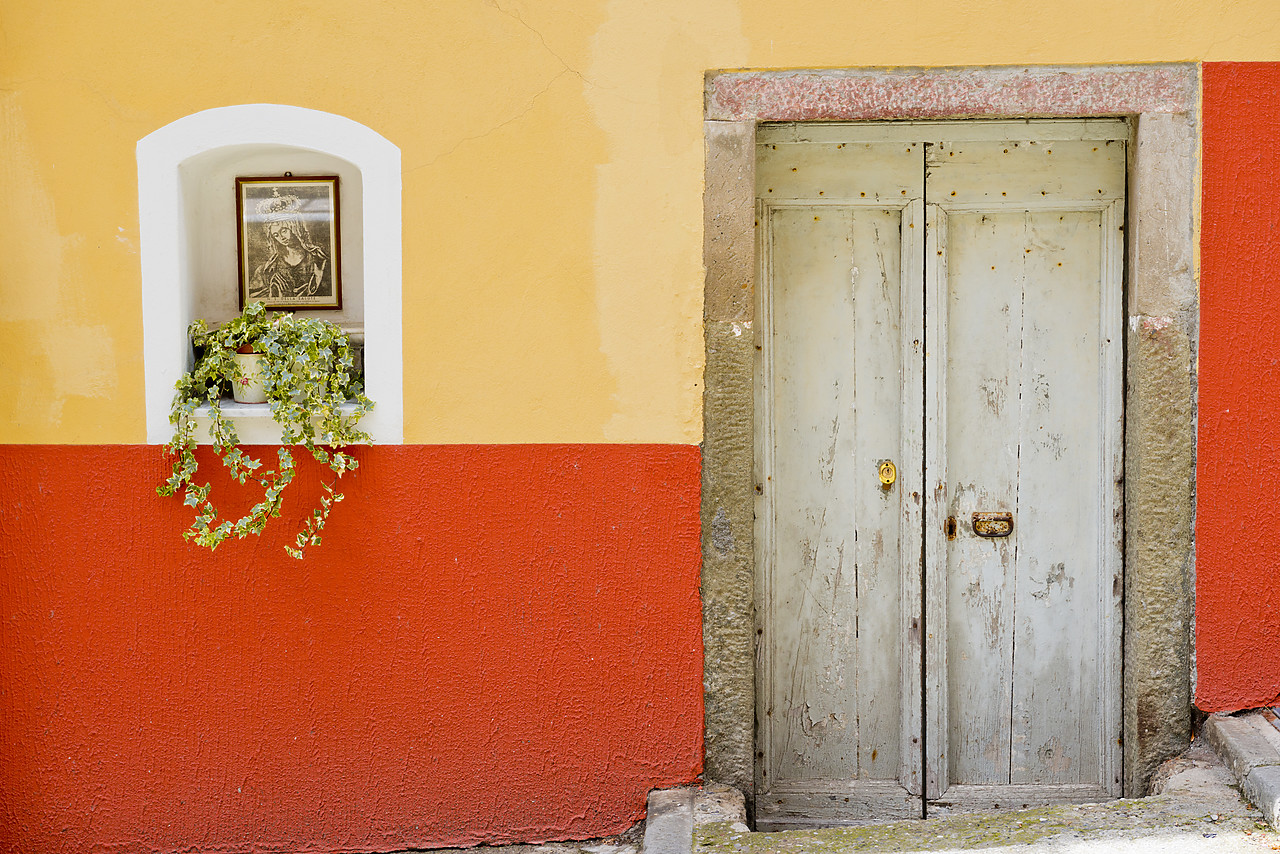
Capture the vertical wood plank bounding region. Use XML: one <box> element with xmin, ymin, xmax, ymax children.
<box><xmin>941</xmin><ymin>208</ymin><xmax>1023</xmax><ymax>787</ymax></box>
<box><xmin>1101</xmin><ymin>199</ymin><xmax>1125</xmax><ymax>797</ymax></box>
<box><xmin>1009</xmin><ymin>209</ymin><xmax>1105</xmax><ymax>786</ymax></box>
<box><xmin>923</xmin><ymin>202</ymin><xmax>949</xmax><ymax>801</ymax></box>
<box><xmin>851</xmin><ymin>207</ymin><xmax>905</xmax><ymax>783</ymax></box>
<box><xmin>767</xmin><ymin>205</ymin><xmax>862</xmax><ymax>781</ymax></box>
<box><xmin>899</xmin><ymin>198</ymin><xmax>926</xmax><ymax>799</ymax></box>
<box><xmin>754</xmin><ymin>197</ymin><xmax>775</xmax><ymax>800</ymax></box>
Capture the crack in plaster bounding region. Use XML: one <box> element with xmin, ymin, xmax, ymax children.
<box><xmin>487</xmin><ymin>0</ymin><xmax>590</xmax><ymax>85</ymax></box>
<box><xmin>405</xmin><ymin>68</ymin><xmax>573</xmax><ymax>173</ymax></box>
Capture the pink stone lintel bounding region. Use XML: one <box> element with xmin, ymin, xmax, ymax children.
<box><xmin>706</xmin><ymin>65</ymin><xmax>1196</xmax><ymax>122</ymax></box>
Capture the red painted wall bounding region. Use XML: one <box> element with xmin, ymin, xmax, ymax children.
<box><xmin>1197</xmin><ymin>62</ymin><xmax>1280</xmax><ymax>710</ymax></box>
<box><xmin>0</xmin><ymin>444</ymin><xmax>703</xmax><ymax>854</ymax></box>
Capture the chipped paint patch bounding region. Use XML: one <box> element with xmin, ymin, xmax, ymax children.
<box><xmin>1131</xmin><ymin>314</ymin><xmax>1174</xmax><ymax>333</ymax></box>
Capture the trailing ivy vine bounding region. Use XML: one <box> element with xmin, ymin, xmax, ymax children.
<box><xmin>158</xmin><ymin>302</ymin><xmax>373</xmax><ymax>558</ymax></box>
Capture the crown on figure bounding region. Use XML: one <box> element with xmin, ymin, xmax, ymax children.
<box><xmin>257</xmin><ymin>189</ymin><xmax>302</xmax><ymax>222</ymax></box>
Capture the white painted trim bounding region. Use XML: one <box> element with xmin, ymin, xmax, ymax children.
<box><xmin>138</xmin><ymin>104</ymin><xmax>402</xmax><ymax>444</ymax></box>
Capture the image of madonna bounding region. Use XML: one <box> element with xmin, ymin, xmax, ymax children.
<box><xmin>246</xmin><ymin>191</ymin><xmax>333</xmax><ymax>303</ymax></box>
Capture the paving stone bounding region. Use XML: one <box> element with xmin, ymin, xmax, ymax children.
<box><xmin>642</xmin><ymin>787</ymin><xmax>694</xmax><ymax>854</ymax></box>
<box><xmin>1244</xmin><ymin>765</ymin><xmax>1280</xmax><ymax>830</ymax></box>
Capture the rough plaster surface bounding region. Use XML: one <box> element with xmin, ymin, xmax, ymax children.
<box><xmin>0</xmin><ymin>444</ymin><xmax>704</xmax><ymax>854</ymax></box>
<box><xmin>704</xmin><ymin>122</ymin><xmax>756</xmax><ymax>323</ymax></box>
<box><xmin>701</xmin><ymin>321</ymin><xmax>757</xmax><ymax>795</ymax></box>
<box><xmin>1197</xmin><ymin>62</ymin><xmax>1280</xmax><ymax>711</ymax></box>
<box><xmin>706</xmin><ymin>66</ymin><xmax>1196</xmax><ymax>123</ymax></box>
<box><xmin>700</xmin><ymin>64</ymin><xmax>1199</xmax><ymax>808</ymax></box>
<box><xmin>1124</xmin><ymin>315</ymin><xmax>1197</xmax><ymax>794</ymax></box>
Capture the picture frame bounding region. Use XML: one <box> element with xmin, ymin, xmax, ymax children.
<box><xmin>236</xmin><ymin>175</ymin><xmax>342</xmax><ymax>311</ymax></box>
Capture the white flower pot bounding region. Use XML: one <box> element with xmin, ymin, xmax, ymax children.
<box><xmin>231</xmin><ymin>352</ymin><xmax>268</xmax><ymax>404</ymax></box>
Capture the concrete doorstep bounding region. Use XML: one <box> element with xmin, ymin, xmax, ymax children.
<box><xmin>423</xmin><ymin>731</ymin><xmax>1280</xmax><ymax>854</ymax></box>
<box><xmin>656</xmin><ymin>742</ymin><xmax>1279</xmax><ymax>854</ymax></box>
<box><xmin>642</xmin><ymin>788</ymin><xmax>694</xmax><ymax>854</ymax></box>
<box><xmin>643</xmin><ymin>783</ymin><xmax>747</xmax><ymax>854</ymax></box>
<box><xmin>1202</xmin><ymin>710</ymin><xmax>1280</xmax><ymax>829</ymax></box>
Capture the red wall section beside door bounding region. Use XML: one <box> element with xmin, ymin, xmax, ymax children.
<box><xmin>1197</xmin><ymin>62</ymin><xmax>1280</xmax><ymax>711</ymax></box>
<box><xmin>0</xmin><ymin>444</ymin><xmax>703</xmax><ymax>854</ymax></box>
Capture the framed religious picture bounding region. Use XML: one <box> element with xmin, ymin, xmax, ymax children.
<box><xmin>236</xmin><ymin>175</ymin><xmax>342</xmax><ymax>311</ymax></box>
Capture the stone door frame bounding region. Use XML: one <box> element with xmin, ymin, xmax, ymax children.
<box><xmin>700</xmin><ymin>64</ymin><xmax>1198</xmax><ymax>804</ymax></box>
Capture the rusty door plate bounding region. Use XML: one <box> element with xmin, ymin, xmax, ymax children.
<box><xmin>972</xmin><ymin>512</ymin><xmax>1013</xmax><ymax>538</ymax></box>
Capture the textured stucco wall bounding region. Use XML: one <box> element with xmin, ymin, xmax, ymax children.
<box><xmin>3</xmin><ymin>1</ymin><xmax>1280</xmax><ymax>850</ymax></box>
<box><xmin>3</xmin><ymin>1</ymin><xmax>1280</xmax><ymax>444</ymax></box>
<box><xmin>0</xmin><ymin>445</ymin><xmax>702</xmax><ymax>853</ymax></box>
<box><xmin>1197</xmin><ymin>62</ymin><xmax>1280</xmax><ymax>711</ymax></box>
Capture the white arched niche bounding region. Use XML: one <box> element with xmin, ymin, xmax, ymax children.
<box><xmin>138</xmin><ymin>104</ymin><xmax>402</xmax><ymax>444</ymax></box>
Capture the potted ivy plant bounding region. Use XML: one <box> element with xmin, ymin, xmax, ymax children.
<box><xmin>157</xmin><ymin>301</ymin><xmax>373</xmax><ymax>558</ymax></box>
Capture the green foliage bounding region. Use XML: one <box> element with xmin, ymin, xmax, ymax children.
<box><xmin>157</xmin><ymin>302</ymin><xmax>373</xmax><ymax>559</ymax></box>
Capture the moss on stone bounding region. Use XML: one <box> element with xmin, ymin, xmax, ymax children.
<box><xmin>694</xmin><ymin>791</ymin><xmax>1277</xmax><ymax>854</ymax></box>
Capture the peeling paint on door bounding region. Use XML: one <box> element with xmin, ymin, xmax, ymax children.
<box><xmin>756</xmin><ymin>120</ymin><xmax>1124</xmax><ymax>827</ymax></box>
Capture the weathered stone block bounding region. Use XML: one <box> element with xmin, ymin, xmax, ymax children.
<box><xmin>1124</xmin><ymin>313</ymin><xmax>1196</xmax><ymax>795</ymax></box>
<box><xmin>704</xmin><ymin>122</ymin><xmax>755</xmax><ymax>323</ymax></box>
<box><xmin>701</xmin><ymin>319</ymin><xmax>756</xmax><ymax>793</ymax></box>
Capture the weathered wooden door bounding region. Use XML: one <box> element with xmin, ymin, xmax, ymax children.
<box><xmin>755</xmin><ymin>120</ymin><xmax>1125</xmax><ymax>828</ymax></box>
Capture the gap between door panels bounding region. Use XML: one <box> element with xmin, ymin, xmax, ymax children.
<box><xmin>918</xmin><ymin>140</ymin><xmax>931</xmax><ymax>821</ymax></box>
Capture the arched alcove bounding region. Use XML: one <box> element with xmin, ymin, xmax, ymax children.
<box><xmin>138</xmin><ymin>104</ymin><xmax>402</xmax><ymax>444</ymax></box>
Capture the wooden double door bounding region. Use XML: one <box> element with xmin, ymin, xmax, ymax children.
<box><xmin>754</xmin><ymin>120</ymin><xmax>1125</xmax><ymax>828</ymax></box>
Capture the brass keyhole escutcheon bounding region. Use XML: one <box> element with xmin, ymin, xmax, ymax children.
<box><xmin>878</xmin><ymin>460</ymin><xmax>897</xmax><ymax>489</ymax></box>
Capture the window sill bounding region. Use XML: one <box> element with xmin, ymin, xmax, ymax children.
<box><xmin>191</xmin><ymin>400</ymin><xmax>366</xmax><ymax>445</ymax></box>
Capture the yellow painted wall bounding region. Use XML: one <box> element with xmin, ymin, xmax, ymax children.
<box><xmin>2</xmin><ymin>1</ymin><xmax>1278</xmax><ymax>444</ymax></box>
